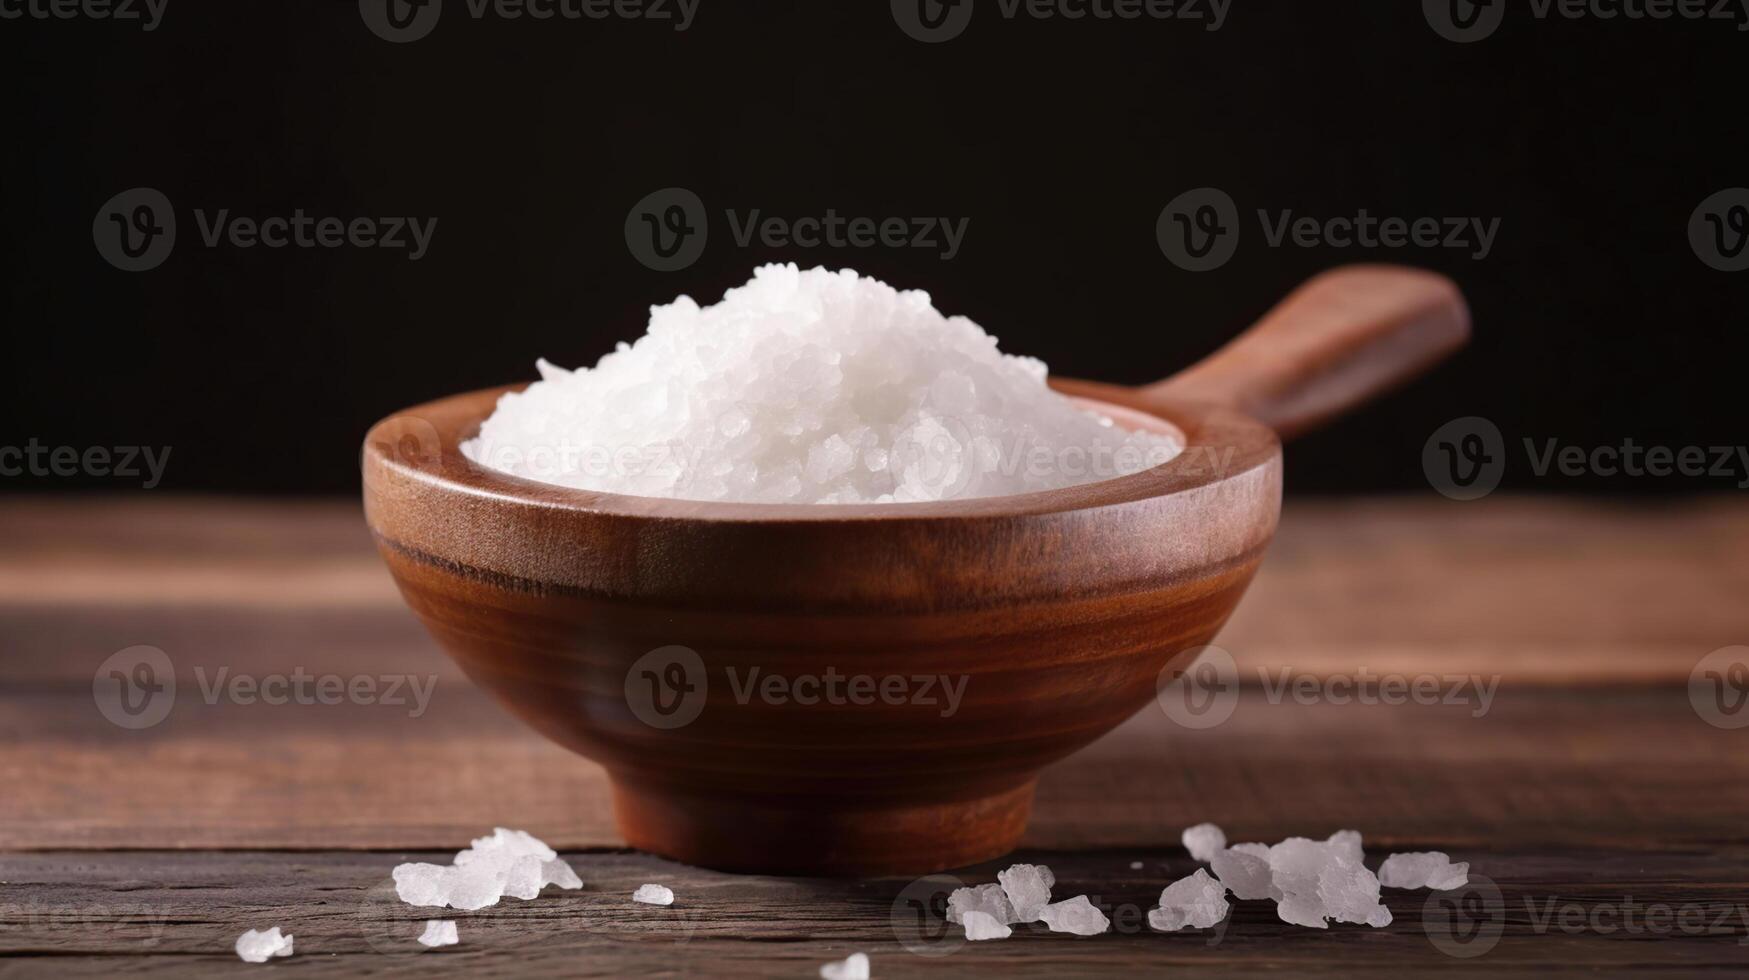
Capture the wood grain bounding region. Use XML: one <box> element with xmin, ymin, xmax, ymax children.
<box><xmin>3</xmin><ymin>848</ymin><xmax>1745</xmax><ymax>977</ymax></box>
<box><xmin>4</xmin><ymin>497</ymin><xmax>1747</xmax><ymax>975</ymax></box>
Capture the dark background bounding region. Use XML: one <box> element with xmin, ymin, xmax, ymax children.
<box><xmin>4</xmin><ymin>0</ymin><xmax>1745</xmax><ymax>495</ymax></box>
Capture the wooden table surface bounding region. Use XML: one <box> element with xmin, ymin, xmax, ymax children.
<box><xmin>3</xmin><ymin>496</ymin><xmax>1747</xmax><ymax>977</ymax></box>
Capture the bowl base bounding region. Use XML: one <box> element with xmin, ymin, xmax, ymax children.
<box><xmin>610</xmin><ymin>775</ymin><xmax>1036</xmax><ymax>877</ymax></box>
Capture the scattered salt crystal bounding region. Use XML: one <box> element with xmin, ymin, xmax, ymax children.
<box><xmin>1182</xmin><ymin>822</ymin><xmax>1227</xmax><ymax>862</ymax></box>
<box><xmin>1209</xmin><ymin>847</ymin><xmax>1278</xmax><ymax>901</ymax></box>
<box><xmin>417</xmin><ymin>920</ymin><xmax>458</xmax><ymax>948</ymax></box>
<box><xmin>1230</xmin><ymin>842</ymin><xmax>1271</xmax><ymax>858</ymax></box>
<box><xmin>392</xmin><ymin>827</ymin><xmax>578</xmax><ymax>911</ymax></box>
<box><xmin>1038</xmin><ymin>895</ymin><xmax>1111</xmax><ymax>936</ymax></box>
<box><xmin>962</xmin><ymin>909</ymin><xmax>1013</xmax><ymax>941</ymax></box>
<box><xmin>1128</xmin><ymin>861</ymin><xmax>1144</xmax><ymax>870</ymax></box>
<box><xmin>633</xmin><ymin>883</ymin><xmax>675</xmax><ymax>906</ymax></box>
<box><xmin>464</xmin><ymin>265</ymin><xmax>1182</xmax><ymax>504</ymax></box>
<box><xmin>1378</xmin><ymin>852</ymin><xmax>1470</xmax><ymax>891</ymax></box>
<box><xmin>234</xmin><ymin>927</ymin><xmax>293</xmax><ymax>963</ymax></box>
<box><xmin>946</xmin><ymin>883</ymin><xmax>1015</xmax><ymax>925</ymax></box>
<box><xmin>997</xmin><ymin>863</ymin><xmax>1056</xmax><ymax>922</ymax></box>
<box><xmin>819</xmin><ymin>951</ymin><xmax>870</xmax><ymax>979</ymax></box>
<box><xmin>1148</xmin><ymin>869</ymin><xmax>1231</xmax><ymax>931</ymax></box>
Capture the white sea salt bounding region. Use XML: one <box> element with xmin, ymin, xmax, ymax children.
<box><xmin>1148</xmin><ymin>869</ymin><xmax>1231</xmax><ymax>931</ymax></box>
<box><xmin>417</xmin><ymin>920</ymin><xmax>458</xmax><ymax>948</ymax></box>
<box><xmin>465</xmin><ymin>265</ymin><xmax>1182</xmax><ymax>504</ymax></box>
<box><xmin>1038</xmin><ymin>895</ymin><xmax>1111</xmax><ymax>936</ymax></box>
<box><xmin>1209</xmin><ymin>846</ymin><xmax>1278</xmax><ymax>901</ymax></box>
<box><xmin>819</xmin><ymin>951</ymin><xmax>870</xmax><ymax>979</ymax></box>
<box><xmin>946</xmin><ymin>882</ymin><xmax>1015</xmax><ymax>925</ymax></box>
<box><xmin>392</xmin><ymin>827</ymin><xmax>581</xmax><ymax>911</ymax></box>
<box><xmin>997</xmin><ymin>863</ymin><xmax>1056</xmax><ymax>923</ymax></box>
<box><xmin>1378</xmin><ymin>851</ymin><xmax>1470</xmax><ymax>891</ymax></box>
<box><xmin>1266</xmin><ymin>836</ymin><xmax>1391</xmax><ymax>929</ymax></box>
<box><xmin>633</xmin><ymin>883</ymin><xmax>675</xmax><ymax>906</ymax></box>
<box><xmin>961</xmin><ymin>909</ymin><xmax>1013</xmax><ymax>941</ymax></box>
<box><xmin>234</xmin><ymin>927</ymin><xmax>293</xmax><ymax>963</ymax></box>
<box><xmin>1182</xmin><ymin>822</ymin><xmax>1227</xmax><ymax>862</ymax></box>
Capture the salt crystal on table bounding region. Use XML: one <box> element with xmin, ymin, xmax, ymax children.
<box><xmin>1129</xmin><ymin>861</ymin><xmax>1144</xmax><ymax>870</ymax></box>
<box><xmin>819</xmin><ymin>951</ymin><xmax>870</xmax><ymax>979</ymax></box>
<box><xmin>1266</xmin><ymin>836</ymin><xmax>1390</xmax><ymax>929</ymax></box>
<box><xmin>234</xmin><ymin>927</ymin><xmax>294</xmax><ymax>963</ymax></box>
<box><xmin>1230</xmin><ymin>842</ymin><xmax>1270</xmax><ymax>858</ymax></box>
<box><xmin>418</xmin><ymin>920</ymin><xmax>458</xmax><ymax>947</ymax></box>
<box><xmin>633</xmin><ymin>883</ymin><xmax>675</xmax><ymax>906</ymax></box>
<box><xmin>1210</xmin><ymin>847</ymin><xmax>1278</xmax><ymax>901</ymax></box>
<box><xmin>1326</xmin><ymin>829</ymin><xmax>1365</xmax><ymax>864</ymax></box>
<box><xmin>541</xmin><ymin>857</ymin><xmax>583</xmax><ymax>890</ymax></box>
<box><xmin>1148</xmin><ymin>869</ymin><xmax>1231</xmax><ymax>932</ymax></box>
<box><xmin>962</xmin><ymin>910</ymin><xmax>1013</xmax><ymax>941</ymax></box>
<box><xmin>997</xmin><ymin>863</ymin><xmax>1056</xmax><ymax>922</ymax></box>
<box><xmin>1038</xmin><ymin>895</ymin><xmax>1111</xmax><ymax>936</ymax></box>
<box><xmin>393</xmin><ymin>828</ymin><xmax>576</xmax><ymax>911</ymax></box>
<box><xmin>393</xmin><ymin>863</ymin><xmax>456</xmax><ymax>908</ymax></box>
<box><xmin>946</xmin><ymin>883</ymin><xmax>1015</xmax><ymax>925</ymax></box>
<box><xmin>1378</xmin><ymin>852</ymin><xmax>1469</xmax><ymax>891</ymax></box>
<box><xmin>1182</xmin><ymin>822</ymin><xmax>1227</xmax><ymax>862</ymax></box>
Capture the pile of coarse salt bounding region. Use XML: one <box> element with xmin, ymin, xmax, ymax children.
<box><xmin>464</xmin><ymin>264</ymin><xmax>1182</xmax><ymax>504</ymax></box>
<box><xmin>392</xmin><ymin>827</ymin><xmax>582</xmax><ymax>911</ymax></box>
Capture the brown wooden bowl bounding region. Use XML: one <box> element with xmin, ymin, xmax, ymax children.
<box><xmin>362</xmin><ymin>265</ymin><xmax>1469</xmax><ymax>875</ymax></box>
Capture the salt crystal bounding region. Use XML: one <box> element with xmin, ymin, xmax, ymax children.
<box><xmin>417</xmin><ymin>920</ymin><xmax>458</xmax><ymax>948</ymax></box>
<box><xmin>1230</xmin><ymin>842</ymin><xmax>1271</xmax><ymax>858</ymax></box>
<box><xmin>464</xmin><ymin>265</ymin><xmax>1182</xmax><ymax>504</ymax></box>
<box><xmin>541</xmin><ymin>857</ymin><xmax>583</xmax><ymax>890</ymax></box>
<box><xmin>234</xmin><ymin>927</ymin><xmax>293</xmax><ymax>963</ymax></box>
<box><xmin>1182</xmin><ymin>822</ymin><xmax>1227</xmax><ymax>862</ymax></box>
<box><xmin>1326</xmin><ymin>829</ymin><xmax>1365</xmax><ymax>864</ymax></box>
<box><xmin>1378</xmin><ymin>852</ymin><xmax>1470</xmax><ymax>891</ymax></box>
<box><xmin>997</xmin><ymin>863</ymin><xmax>1056</xmax><ymax>922</ymax></box>
<box><xmin>946</xmin><ymin>883</ymin><xmax>1015</xmax><ymax>925</ymax></box>
<box><xmin>1129</xmin><ymin>861</ymin><xmax>1144</xmax><ymax>870</ymax></box>
<box><xmin>392</xmin><ymin>863</ymin><xmax>453</xmax><ymax>908</ymax></box>
<box><xmin>962</xmin><ymin>909</ymin><xmax>1013</xmax><ymax>941</ymax></box>
<box><xmin>819</xmin><ymin>951</ymin><xmax>870</xmax><ymax>979</ymax></box>
<box><xmin>1209</xmin><ymin>847</ymin><xmax>1277</xmax><ymax>901</ymax></box>
<box><xmin>1038</xmin><ymin>895</ymin><xmax>1111</xmax><ymax>936</ymax></box>
<box><xmin>1148</xmin><ymin>869</ymin><xmax>1231</xmax><ymax>931</ymax></box>
<box><xmin>633</xmin><ymin>883</ymin><xmax>675</xmax><ymax>906</ymax></box>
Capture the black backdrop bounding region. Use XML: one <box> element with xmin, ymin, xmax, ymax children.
<box><xmin>5</xmin><ymin>0</ymin><xmax>1746</xmax><ymax>495</ymax></box>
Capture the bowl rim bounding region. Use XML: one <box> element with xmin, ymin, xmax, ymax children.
<box><xmin>362</xmin><ymin>379</ymin><xmax>1280</xmax><ymax>524</ymax></box>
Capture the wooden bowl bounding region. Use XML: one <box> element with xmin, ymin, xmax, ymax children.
<box><xmin>363</xmin><ymin>265</ymin><xmax>1468</xmax><ymax>875</ymax></box>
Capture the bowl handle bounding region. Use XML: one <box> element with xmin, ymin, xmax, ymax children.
<box><xmin>1141</xmin><ymin>265</ymin><xmax>1470</xmax><ymax>441</ymax></box>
